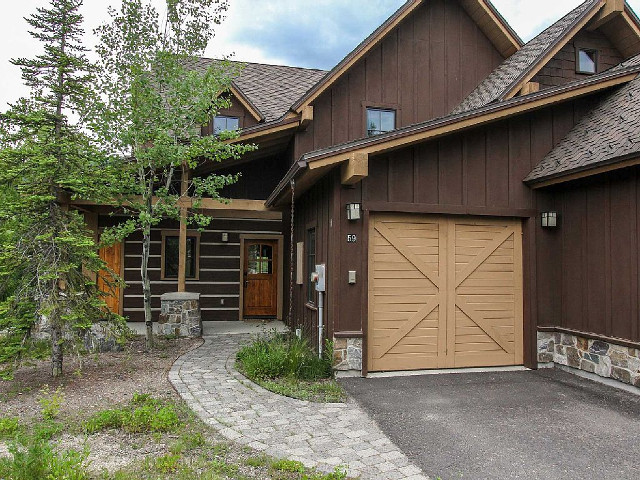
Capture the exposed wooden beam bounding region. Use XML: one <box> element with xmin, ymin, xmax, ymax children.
<box><xmin>299</xmin><ymin>105</ymin><xmax>313</xmax><ymax>131</ymax></box>
<box><xmin>178</xmin><ymin>166</ymin><xmax>190</xmax><ymax>293</ymax></box>
<box><xmin>520</xmin><ymin>82</ymin><xmax>540</xmax><ymax>96</ymax></box>
<box><xmin>341</xmin><ymin>152</ymin><xmax>369</xmax><ymax>185</ymax></box>
<box><xmin>587</xmin><ymin>0</ymin><xmax>624</xmax><ymax>31</ymax></box>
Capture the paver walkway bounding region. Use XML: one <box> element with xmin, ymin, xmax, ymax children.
<box><xmin>169</xmin><ymin>333</ymin><xmax>429</xmax><ymax>480</ymax></box>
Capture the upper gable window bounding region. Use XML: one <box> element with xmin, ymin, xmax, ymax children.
<box><xmin>577</xmin><ymin>48</ymin><xmax>597</xmax><ymax>74</ymax></box>
<box><xmin>366</xmin><ymin>108</ymin><xmax>395</xmax><ymax>136</ymax></box>
<box><xmin>213</xmin><ymin>115</ymin><xmax>239</xmax><ymax>134</ymax></box>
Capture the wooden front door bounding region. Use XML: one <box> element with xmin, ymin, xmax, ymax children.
<box><xmin>243</xmin><ymin>240</ymin><xmax>278</xmax><ymax>317</ymax></box>
<box><xmin>368</xmin><ymin>214</ymin><xmax>523</xmax><ymax>372</ymax></box>
<box><xmin>98</xmin><ymin>242</ymin><xmax>123</xmax><ymax>315</ymax></box>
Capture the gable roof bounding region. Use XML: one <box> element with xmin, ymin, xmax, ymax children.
<box><xmin>525</xmin><ymin>54</ymin><xmax>640</xmax><ymax>185</ymax></box>
<box><xmin>187</xmin><ymin>58</ymin><xmax>326</xmax><ymax>122</ymax></box>
<box><xmin>290</xmin><ymin>0</ymin><xmax>523</xmax><ymax>115</ymax></box>
<box><xmin>452</xmin><ymin>0</ymin><xmax>603</xmax><ymax>114</ymax></box>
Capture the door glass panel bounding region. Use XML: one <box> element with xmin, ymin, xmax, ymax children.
<box><xmin>247</xmin><ymin>244</ymin><xmax>260</xmax><ymax>274</ymax></box>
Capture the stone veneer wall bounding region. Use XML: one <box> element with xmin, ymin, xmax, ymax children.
<box><xmin>538</xmin><ymin>331</ymin><xmax>640</xmax><ymax>388</ymax></box>
<box><xmin>333</xmin><ymin>337</ymin><xmax>363</xmax><ymax>372</ymax></box>
<box><xmin>158</xmin><ymin>292</ymin><xmax>202</xmax><ymax>337</ymax></box>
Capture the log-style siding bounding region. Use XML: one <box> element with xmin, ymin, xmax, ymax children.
<box><xmin>293</xmin><ymin>0</ymin><xmax>505</xmax><ymax>159</ymax></box>
<box><xmin>104</xmin><ymin>217</ymin><xmax>283</xmax><ymax>322</ymax></box>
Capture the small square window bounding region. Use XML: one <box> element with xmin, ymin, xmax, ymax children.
<box><xmin>162</xmin><ymin>235</ymin><xmax>198</xmax><ymax>279</ymax></box>
<box><xmin>366</xmin><ymin>108</ymin><xmax>395</xmax><ymax>136</ymax></box>
<box><xmin>577</xmin><ymin>48</ymin><xmax>597</xmax><ymax>74</ymax></box>
<box><xmin>213</xmin><ymin>116</ymin><xmax>239</xmax><ymax>134</ymax></box>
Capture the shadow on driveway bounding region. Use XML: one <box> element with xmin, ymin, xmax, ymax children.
<box><xmin>340</xmin><ymin>369</ymin><xmax>640</xmax><ymax>480</ymax></box>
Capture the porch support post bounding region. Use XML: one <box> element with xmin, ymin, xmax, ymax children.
<box><xmin>178</xmin><ymin>165</ymin><xmax>189</xmax><ymax>293</ymax></box>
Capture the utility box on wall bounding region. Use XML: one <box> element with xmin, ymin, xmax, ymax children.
<box><xmin>313</xmin><ymin>264</ymin><xmax>326</xmax><ymax>292</ymax></box>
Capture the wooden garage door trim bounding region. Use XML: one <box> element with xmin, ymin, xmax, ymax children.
<box><xmin>368</xmin><ymin>214</ymin><xmax>523</xmax><ymax>372</ymax></box>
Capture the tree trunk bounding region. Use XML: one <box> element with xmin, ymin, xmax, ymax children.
<box><xmin>142</xmin><ymin>226</ymin><xmax>153</xmax><ymax>351</ymax></box>
<box><xmin>50</xmin><ymin>322</ymin><xmax>63</xmax><ymax>377</ymax></box>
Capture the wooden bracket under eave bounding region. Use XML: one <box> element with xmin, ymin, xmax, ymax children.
<box><xmin>299</xmin><ymin>105</ymin><xmax>313</xmax><ymax>131</ymax></box>
<box><xmin>520</xmin><ymin>82</ymin><xmax>540</xmax><ymax>96</ymax></box>
<box><xmin>587</xmin><ymin>0</ymin><xmax>624</xmax><ymax>31</ymax></box>
<box><xmin>341</xmin><ymin>152</ymin><xmax>369</xmax><ymax>185</ymax></box>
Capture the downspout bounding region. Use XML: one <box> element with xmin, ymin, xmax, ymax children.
<box><xmin>287</xmin><ymin>179</ymin><xmax>295</xmax><ymax>329</ymax></box>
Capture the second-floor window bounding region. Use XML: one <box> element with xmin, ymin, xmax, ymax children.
<box><xmin>366</xmin><ymin>108</ymin><xmax>396</xmax><ymax>136</ymax></box>
<box><xmin>213</xmin><ymin>115</ymin><xmax>239</xmax><ymax>134</ymax></box>
<box><xmin>577</xmin><ymin>48</ymin><xmax>597</xmax><ymax>74</ymax></box>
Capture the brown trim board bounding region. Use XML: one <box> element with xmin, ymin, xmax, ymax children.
<box><xmin>538</xmin><ymin>326</ymin><xmax>640</xmax><ymax>350</ymax></box>
<box><xmin>365</xmin><ymin>202</ymin><xmax>536</xmax><ymax>218</ymax></box>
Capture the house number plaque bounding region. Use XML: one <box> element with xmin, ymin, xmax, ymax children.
<box><xmin>347</xmin><ymin>234</ymin><xmax>357</xmax><ymax>243</ymax></box>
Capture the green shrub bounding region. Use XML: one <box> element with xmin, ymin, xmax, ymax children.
<box><xmin>271</xmin><ymin>458</ymin><xmax>305</xmax><ymax>473</ymax></box>
<box><xmin>0</xmin><ymin>417</ymin><xmax>20</xmax><ymax>438</ymax></box>
<box><xmin>38</xmin><ymin>385</ymin><xmax>64</xmax><ymax>420</ymax></box>
<box><xmin>236</xmin><ymin>332</ymin><xmax>333</xmax><ymax>381</ymax></box>
<box><xmin>0</xmin><ymin>437</ymin><xmax>90</xmax><ymax>480</ymax></box>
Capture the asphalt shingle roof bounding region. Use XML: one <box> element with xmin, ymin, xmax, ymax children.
<box><xmin>452</xmin><ymin>0</ymin><xmax>599</xmax><ymax>114</ymax></box>
<box><xmin>526</xmin><ymin>64</ymin><xmax>640</xmax><ymax>183</ymax></box>
<box><xmin>187</xmin><ymin>58</ymin><xmax>327</xmax><ymax>122</ymax></box>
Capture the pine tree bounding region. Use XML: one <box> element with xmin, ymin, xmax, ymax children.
<box><xmin>0</xmin><ymin>0</ymin><xmax>121</xmax><ymax>377</ymax></box>
<box><xmin>93</xmin><ymin>0</ymin><xmax>255</xmax><ymax>349</ymax></box>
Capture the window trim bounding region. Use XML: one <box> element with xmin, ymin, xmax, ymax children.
<box><xmin>213</xmin><ymin>115</ymin><xmax>240</xmax><ymax>135</ymax></box>
<box><xmin>305</xmin><ymin>226</ymin><xmax>317</xmax><ymax>306</ymax></box>
<box><xmin>575</xmin><ymin>46</ymin><xmax>598</xmax><ymax>75</ymax></box>
<box><xmin>363</xmin><ymin>103</ymin><xmax>399</xmax><ymax>137</ymax></box>
<box><xmin>160</xmin><ymin>230</ymin><xmax>201</xmax><ymax>281</ymax></box>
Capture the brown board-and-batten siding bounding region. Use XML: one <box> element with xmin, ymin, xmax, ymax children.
<box><xmin>537</xmin><ymin>166</ymin><xmax>640</xmax><ymax>343</ymax></box>
<box><xmin>293</xmin><ymin>0</ymin><xmax>506</xmax><ymax>159</ymax></box>
<box><xmin>301</xmin><ymin>92</ymin><xmax>610</xmax><ymax>371</ymax></box>
<box><xmin>106</xmin><ymin>216</ymin><xmax>283</xmax><ymax>322</ymax></box>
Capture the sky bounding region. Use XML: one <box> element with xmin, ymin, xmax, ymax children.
<box><xmin>1</xmin><ymin>0</ymin><xmax>639</xmax><ymax>109</ymax></box>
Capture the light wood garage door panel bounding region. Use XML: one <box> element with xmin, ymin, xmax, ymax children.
<box><xmin>368</xmin><ymin>214</ymin><xmax>523</xmax><ymax>372</ymax></box>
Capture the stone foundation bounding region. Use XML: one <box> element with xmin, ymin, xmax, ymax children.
<box><xmin>158</xmin><ymin>292</ymin><xmax>202</xmax><ymax>337</ymax></box>
<box><xmin>333</xmin><ymin>337</ymin><xmax>362</xmax><ymax>373</ymax></box>
<box><xmin>538</xmin><ymin>331</ymin><xmax>640</xmax><ymax>388</ymax></box>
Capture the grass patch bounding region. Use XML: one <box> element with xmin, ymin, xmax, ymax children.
<box><xmin>0</xmin><ymin>416</ymin><xmax>20</xmax><ymax>438</ymax></box>
<box><xmin>84</xmin><ymin>393</ymin><xmax>182</xmax><ymax>434</ymax></box>
<box><xmin>236</xmin><ymin>331</ymin><xmax>346</xmax><ymax>403</ymax></box>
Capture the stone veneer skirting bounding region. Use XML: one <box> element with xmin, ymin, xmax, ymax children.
<box><xmin>538</xmin><ymin>331</ymin><xmax>640</xmax><ymax>388</ymax></box>
<box><xmin>158</xmin><ymin>292</ymin><xmax>202</xmax><ymax>337</ymax></box>
<box><xmin>333</xmin><ymin>337</ymin><xmax>363</xmax><ymax>372</ymax></box>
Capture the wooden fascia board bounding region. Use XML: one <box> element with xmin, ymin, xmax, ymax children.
<box><xmin>528</xmin><ymin>155</ymin><xmax>640</xmax><ymax>189</ymax></box>
<box><xmin>228</xmin><ymin>119</ymin><xmax>299</xmax><ymax>143</ymax></box>
<box><xmin>502</xmin><ymin>0</ymin><xmax>606</xmax><ymax>101</ymax></box>
<box><xmin>292</xmin><ymin>0</ymin><xmax>423</xmax><ymax>114</ymax></box>
<box><xmin>587</xmin><ymin>0</ymin><xmax>624</xmax><ymax>30</ymax></box>
<box><xmin>229</xmin><ymin>85</ymin><xmax>264</xmax><ymax>122</ymax></box>
<box><xmin>70</xmin><ymin>196</ymin><xmax>271</xmax><ymax>212</ymax></box>
<box><xmin>460</xmin><ymin>0</ymin><xmax>522</xmax><ymax>57</ymax></box>
<box><xmin>622</xmin><ymin>9</ymin><xmax>640</xmax><ymax>41</ymax></box>
<box><xmin>306</xmin><ymin>72</ymin><xmax>637</xmax><ymax>171</ymax></box>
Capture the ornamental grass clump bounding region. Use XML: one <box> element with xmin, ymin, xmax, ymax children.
<box><xmin>236</xmin><ymin>331</ymin><xmax>333</xmax><ymax>381</ymax></box>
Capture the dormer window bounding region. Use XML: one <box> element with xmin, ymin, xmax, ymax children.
<box><xmin>577</xmin><ymin>48</ymin><xmax>597</xmax><ymax>74</ymax></box>
<box><xmin>213</xmin><ymin>115</ymin><xmax>239</xmax><ymax>134</ymax></box>
<box><xmin>366</xmin><ymin>108</ymin><xmax>395</xmax><ymax>136</ymax></box>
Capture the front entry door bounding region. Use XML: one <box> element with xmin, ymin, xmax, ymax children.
<box><xmin>243</xmin><ymin>240</ymin><xmax>278</xmax><ymax>317</ymax></box>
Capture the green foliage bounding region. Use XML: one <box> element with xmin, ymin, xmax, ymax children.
<box><xmin>0</xmin><ymin>0</ymin><xmax>124</xmax><ymax>376</ymax></box>
<box><xmin>236</xmin><ymin>332</ymin><xmax>334</xmax><ymax>381</ymax></box>
<box><xmin>0</xmin><ymin>436</ymin><xmax>90</xmax><ymax>480</ymax></box>
<box><xmin>259</xmin><ymin>377</ymin><xmax>346</xmax><ymax>404</ymax></box>
<box><xmin>38</xmin><ymin>385</ymin><xmax>64</xmax><ymax>420</ymax></box>
<box><xmin>92</xmin><ymin>0</ymin><xmax>256</xmax><ymax>340</ymax></box>
<box><xmin>148</xmin><ymin>454</ymin><xmax>181</xmax><ymax>474</ymax></box>
<box><xmin>271</xmin><ymin>459</ymin><xmax>305</xmax><ymax>473</ymax></box>
<box><xmin>244</xmin><ymin>454</ymin><xmax>270</xmax><ymax>467</ymax></box>
<box><xmin>0</xmin><ymin>417</ymin><xmax>20</xmax><ymax>439</ymax></box>
<box><xmin>84</xmin><ymin>393</ymin><xmax>182</xmax><ymax>434</ymax></box>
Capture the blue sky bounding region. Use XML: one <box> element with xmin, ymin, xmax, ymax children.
<box><xmin>2</xmin><ymin>1</ymin><xmax>640</xmax><ymax>107</ymax></box>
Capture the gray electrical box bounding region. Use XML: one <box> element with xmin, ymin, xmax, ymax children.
<box><xmin>348</xmin><ymin>270</ymin><xmax>356</xmax><ymax>284</ymax></box>
<box><xmin>314</xmin><ymin>264</ymin><xmax>326</xmax><ymax>292</ymax></box>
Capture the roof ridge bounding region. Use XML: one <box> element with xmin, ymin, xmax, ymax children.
<box><xmin>199</xmin><ymin>56</ymin><xmax>327</xmax><ymax>73</ymax></box>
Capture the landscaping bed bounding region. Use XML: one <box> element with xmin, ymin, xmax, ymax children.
<box><xmin>236</xmin><ymin>332</ymin><xmax>346</xmax><ymax>403</ymax></box>
<box><xmin>0</xmin><ymin>335</ymin><xmax>348</xmax><ymax>479</ymax></box>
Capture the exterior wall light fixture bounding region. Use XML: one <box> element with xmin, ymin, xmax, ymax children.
<box><xmin>346</xmin><ymin>203</ymin><xmax>362</xmax><ymax>221</ymax></box>
<box><xmin>541</xmin><ymin>211</ymin><xmax>558</xmax><ymax>228</ymax></box>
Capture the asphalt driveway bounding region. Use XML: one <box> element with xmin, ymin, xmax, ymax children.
<box><xmin>340</xmin><ymin>369</ymin><xmax>640</xmax><ymax>480</ymax></box>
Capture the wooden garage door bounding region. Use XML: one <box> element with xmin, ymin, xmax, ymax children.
<box><xmin>368</xmin><ymin>214</ymin><xmax>523</xmax><ymax>372</ymax></box>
